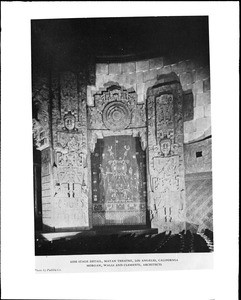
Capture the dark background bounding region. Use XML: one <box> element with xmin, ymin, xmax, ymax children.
<box><xmin>31</xmin><ymin>16</ymin><xmax>209</xmax><ymax>73</ymax></box>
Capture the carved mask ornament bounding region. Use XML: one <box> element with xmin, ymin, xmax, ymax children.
<box><xmin>160</xmin><ymin>138</ymin><xmax>171</xmax><ymax>157</ymax></box>
<box><xmin>64</xmin><ymin>111</ymin><xmax>76</xmax><ymax>131</ymax></box>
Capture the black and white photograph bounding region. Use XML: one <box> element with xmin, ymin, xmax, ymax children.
<box><xmin>32</xmin><ymin>16</ymin><xmax>214</xmax><ymax>257</ymax></box>
<box><xmin>1</xmin><ymin>2</ymin><xmax>239</xmax><ymax>300</ymax></box>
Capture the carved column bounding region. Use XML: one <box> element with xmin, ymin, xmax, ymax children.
<box><xmin>147</xmin><ymin>73</ymin><xmax>186</xmax><ymax>233</ymax></box>
<box><xmin>33</xmin><ymin>71</ymin><xmax>91</xmax><ymax>231</ymax></box>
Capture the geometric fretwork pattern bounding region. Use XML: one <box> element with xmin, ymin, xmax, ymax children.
<box><xmin>185</xmin><ymin>174</ymin><xmax>213</xmax><ymax>231</ymax></box>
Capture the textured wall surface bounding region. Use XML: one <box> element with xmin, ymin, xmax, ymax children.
<box><xmin>93</xmin><ymin>57</ymin><xmax>211</xmax><ymax>144</ymax></box>
<box><xmin>91</xmin><ymin>57</ymin><xmax>212</xmax><ymax>233</ymax></box>
<box><xmin>184</xmin><ymin>138</ymin><xmax>213</xmax><ymax>232</ymax></box>
<box><xmin>184</xmin><ymin>137</ymin><xmax>212</xmax><ymax>174</ymax></box>
<box><xmin>33</xmin><ymin>71</ymin><xmax>91</xmax><ymax>230</ymax></box>
<box><xmin>185</xmin><ymin>172</ymin><xmax>213</xmax><ymax>232</ymax></box>
<box><xmin>32</xmin><ymin>55</ymin><xmax>212</xmax><ymax>233</ymax></box>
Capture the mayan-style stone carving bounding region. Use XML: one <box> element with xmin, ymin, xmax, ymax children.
<box><xmin>88</xmin><ymin>131</ymin><xmax>99</xmax><ymax>153</ymax></box>
<box><xmin>32</xmin><ymin>77</ymin><xmax>50</xmax><ymax>150</ymax></box>
<box><xmin>49</xmin><ymin>72</ymin><xmax>90</xmax><ymax>229</ymax></box>
<box><xmin>88</xmin><ymin>83</ymin><xmax>147</xmax><ymax>151</ymax></box>
<box><xmin>63</xmin><ymin>111</ymin><xmax>77</xmax><ymax>131</ymax></box>
<box><xmin>88</xmin><ymin>83</ymin><xmax>146</xmax><ymax>130</ymax></box>
<box><xmin>52</xmin><ymin>73</ymin><xmax>87</xmax><ymax>133</ymax></box>
<box><xmin>55</xmin><ymin>131</ymin><xmax>87</xmax><ymax>166</ymax></box>
<box><xmin>147</xmin><ymin>75</ymin><xmax>186</xmax><ymax>233</ymax></box>
<box><xmin>155</xmin><ymin>94</ymin><xmax>179</xmax><ymax>157</ymax></box>
<box><xmin>138</xmin><ymin>128</ymin><xmax>147</xmax><ymax>151</ymax></box>
<box><xmin>103</xmin><ymin>101</ymin><xmax>131</xmax><ymax>131</ymax></box>
<box><xmin>52</xmin><ymin>129</ymin><xmax>89</xmax><ymax>228</ymax></box>
<box><xmin>33</xmin><ymin>71</ymin><xmax>91</xmax><ymax>230</ymax></box>
<box><xmin>88</xmin><ymin>83</ymin><xmax>148</xmax><ymax>226</ymax></box>
<box><xmin>32</xmin><ymin>119</ymin><xmax>49</xmax><ymax>151</ymax></box>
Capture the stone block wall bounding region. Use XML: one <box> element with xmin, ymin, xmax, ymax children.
<box><xmin>184</xmin><ymin>138</ymin><xmax>212</xmax><ymax>174</ymax></box>
<box><xmin>92</xmin><ymin>57</ymin><xmax>211</xmax><ymax>144</ymax></box>
<box><xmin>32</xmin><ymin>55</ymin><xmax>212</xmax><ymax>233</ymax></box>
<box><xmin>91</xmin><ymin>56</ymin><xmax>212</xmax><ymax>233</ymax></box>
<box><xmin>184</xmin><ymin>138</ymin><xmax>213</xmax><ymax>232</ymax></box>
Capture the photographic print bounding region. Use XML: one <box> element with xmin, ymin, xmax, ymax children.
<box><xmin>2</xmin><ymin>2</ymin><xmax>239</xmax><ymax>299</ymax></box>
<box><xmin>32</xmin><ymin>16</ymin><xmax>213</xmax><ymax>264</ymax></box>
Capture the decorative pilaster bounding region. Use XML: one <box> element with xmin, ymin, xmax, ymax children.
<box><xmin>147</xmin><ymin>73</ymin><xmax>186</xmax><ymax>233</ymax></box>
<box><xmin>33</xmin><ymin>71</ymin><xmax>91</xmax><ymax>231</ymax></box>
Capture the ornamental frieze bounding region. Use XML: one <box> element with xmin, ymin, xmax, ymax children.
<box><xmin>32</xmin><ymin>79</ymin><xmax>50</xmax><ymax>150</ymax></box>
<box><xmin>88</xmin><ymin>83</ymin><xmax>146</xmax><ymax>131</ymax></box>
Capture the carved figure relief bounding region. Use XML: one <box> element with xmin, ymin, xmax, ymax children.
<box><xmin>152</xmin><ymin>156</ymin><xmax>180</xmax><ymax>192</ymax></box>
<box><xmin>147</xmin><ymin>80</ymin><xmax>186</xmax><ymax>233</ymax></box>
<box><xmin>50</xmin><ymin>72</ymin><xmax>90</xmax><ymax>228</ymax></box>
<box><xmin>52</xmin><ymin>130</ymin><xmax>89</xmax><ymax>227</ymax></box>
<box><xmin>33</xmin><ymin>70</ymin><xmax>187</xmax><ymax>232</ymax></box>
<box><xmin>32</xmin><ymin>80</ymin><xmax>50</xmax><ymax>150</ymax></box>
<box><xmin>156</xmin><ymin>94</ymin><xmax>179</xmax><ymax>157</ymax></box>
<box><xmin>159</xmin><ymin>138</ymin><xmax>171</xmax><ymax>157</ymax></box>
<box><xmin>63</xmin><ymin>111</ymin><xmax>77</xmax><ymax>131</ymax></box>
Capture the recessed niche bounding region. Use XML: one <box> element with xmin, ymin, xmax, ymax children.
<box><xmin>196</xmin><ymin>151</ymin><xmax>202</xmax><ymax>158</ymax></box>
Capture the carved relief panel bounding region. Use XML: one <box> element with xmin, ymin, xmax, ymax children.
<box><xmin>88</xmin><ymin>83</ymin><xmax>147</xmax><ymax>154</ymax></box>
<box><xmin>50</xmin><ymin>72</ymin><xmax>90</xmax><ymax>229</ymax></box>
<box><xmin>32</xmin><ymin>77</ymin><xmax>50</xmax><ymax>151</ymax></box>
<box><xmin>88</xmin><ymin>84</ymin><xmax>146</xmax><ymax>129</ymax></box>
<box><xmin>147</xmin><ymin>78</ymin><xmax>186</xmax><ymax>233</ymax></box>
<box><xmin>33</xmin><ymin>71</ymin><xmax>91</xmax><ymax>230</ymax></box>
<box><xmin>51</xmin><ymin>130</ymin><xmax>89</xmax><ymax>228</ymax></box>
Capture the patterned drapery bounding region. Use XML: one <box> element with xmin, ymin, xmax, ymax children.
<box><xmin>91</xmin><ymin>135</ymin><xmax>147</xmax><ymax>226</ymax></box>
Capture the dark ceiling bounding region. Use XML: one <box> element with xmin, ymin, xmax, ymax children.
<box><xmin>31</xmin><ymin>16</ymin><xmax>209</xmax><ymax>73</ymax></box>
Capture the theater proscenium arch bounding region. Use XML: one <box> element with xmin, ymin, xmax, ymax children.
<box><xmin>87</xmin><ymin>83</ymin><xmax>148</xmax><ymax>226</ymax></box>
